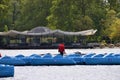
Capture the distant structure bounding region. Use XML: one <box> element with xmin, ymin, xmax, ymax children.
<box><xmin>0</xmin><ymin>26</ymin><xmax>97</xmax><ymax>49</ymax></box>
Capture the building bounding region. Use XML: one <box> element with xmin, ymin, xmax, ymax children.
<box><xmin>0</xmin><ymin>27</ymin><xmax>97</xmax><ymax>49</ymax></box>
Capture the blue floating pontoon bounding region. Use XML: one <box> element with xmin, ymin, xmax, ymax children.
<box><xmin>1</xmin><ymin>53</ymin><xmax>120</xmax><ymax>66</ymax></box>
<box><xmin>102</xmin><ymin>53</ymin><xmax>120</xmax><ymax>65</ymax></box>
<box><xmin>53</xmin><ymin>54</ymin><xmax>76</xmax><ymax>65</ymax></box>
<box><xmin>84</xmin><ymin>53</ymin><xmax>120</xmax><ymax>65</ymax></box>
<box><xmin>66</xmin><ymin>53</ymin><xmax>84</xmax><ymax>64</ymax></box>
<box><xmin>0</xmin><ymin>56</ymin><xmax>26</xmax><ymax>66</ymax></box>
<box><xmin>0</xmin><ymin>64</ymin><xmax>14</xmax><ymax>77</ymax></box>
<box><xmin>83</xmin><ymin>53</ymin><xmax>96</xmax><ymax>58</ymax></box>
<box><xmin>84</xmin><ymin>54</ymin><xmax>105</xmax><ymax>65</ymax></box>
<box><xmin>15</xmin><ymin>54</ymin><xmax>32</xmax><ymax>65</ymax></box>
<box><xmin>40</xmin><ymin>53</ymin><xmax>55</xmax><ymax>65</ymax></box>
<box><xmin>30</xmin><ymin>53</ymin><xmax>55</xmax><ymax>65</ymax></box>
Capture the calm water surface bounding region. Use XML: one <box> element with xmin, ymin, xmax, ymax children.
<box><xmin>0</xmin><ymin>48</ymin><xmax>120</xmax><ymax>80</ymax></box>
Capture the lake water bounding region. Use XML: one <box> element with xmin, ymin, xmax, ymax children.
<box><xmin>0</xmin><ymin>48</ymin><xmax>120</xmax><ymax>80</ymax></box>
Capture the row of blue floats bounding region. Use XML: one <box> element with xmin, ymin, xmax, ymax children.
<box><xmin>0</xmin><ymin>53</ymin><xmax>120</xmax><ymax>66</ymax></box>
<box><xmin>0</xmin><ymin>64</ymin><xmax>14</xmax><ymax>77</ymax></box>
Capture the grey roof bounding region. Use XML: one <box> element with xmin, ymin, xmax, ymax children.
<box><xmin>0</xmin><ymin>27</ymin><xmax>97</xmax><ymax>37</ymax></box>
<box><xmin>28</xmin><ymin>27</ymin><xmax>51</xmax><ymax>33</ymax></box>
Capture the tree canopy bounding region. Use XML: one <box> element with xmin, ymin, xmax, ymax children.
<box><xmin>0</xmin><ymin>0</ymin><xmax>120</xmax><ymax>43</ymax></box>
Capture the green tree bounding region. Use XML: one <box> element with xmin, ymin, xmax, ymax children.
<box><xmin>0</xmin><ymin>0</ymin><xmax>9</xmax><ymax>31</ymax></box>
<box><xmin>88</xmin><ymin>0</ymin><xmax>106</xmax><ymax>34</ymax></box>
<box><xmin>107</xmin><ymin>18</ymin><xmax>120</xmax><ymax>41</ymax></box>
<box><xmin>75</xmin><ymin>0</ymin><xmax>92</xmax><ymax>16</ymax></box>
<box><xmin>73</xmin><ymin>16</ymin><xmax>95</xmax><ymax>31</ymax></box>
<box><xmin>103</xmin><ymin>9</ymin><xmax>120</xmax><ymax>42</ymax></box>
<box><xmin>108</xmin><ymin>0</ymin><xmax>120</xmax><ymax>11</ymax></box>
<box><xmin>6</xmin><ymin>0</ymin><xmax>22</xmax><ymax>30</ymax></box>
<box><xmin>4</xmin><ymin>25</ymin><xmax>8</xmax><ymax>32</ymax></box>
<box><xmin>47</xmin><ymin>0</ymin><xmax>74</xmax><ymax>31</ymax></box>
<box><xmin>16</xmin><ymin>0</ymin><xmax>52</xmax><ymax>30</ymax></box>
<box><xmin>47</xmin><ymin>0</ymin><xmax>95</xmax><ymax>31</ymax></box>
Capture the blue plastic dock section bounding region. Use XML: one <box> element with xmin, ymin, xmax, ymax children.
<box><xmin>0</xmin><ymin>56</ymin><xmax>26</xmax><ymax>66</ymax></box>
<box><xmin>0</xmin><ymin>64</ymin><xmax>14</xmax><ymax>77</ymax></box>
<box><xmin>1</xmin><ymin>53</ymin><xmax>120</xmax><ymax>66</ymax></box>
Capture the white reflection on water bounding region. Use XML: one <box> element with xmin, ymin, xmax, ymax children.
<box><xmin>0</xmin><ymin>48</ymin><xmax>120</xmax><ymax>56</ymax></box>
<box><xmin>2</xmin><ymin>65</ymin><xmax>120</xmax><ymax>80</ymax></box>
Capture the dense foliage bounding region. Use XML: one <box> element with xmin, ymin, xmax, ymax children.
<box><xmin>0</xmin><ymin>0</ymin><xmax>120</xmax><ymax>43</ymax></box>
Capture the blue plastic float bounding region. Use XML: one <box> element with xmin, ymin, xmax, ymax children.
<box><xmin>15</xmin><ymin>54</ymin><xmax>33</xmax><ymax>65</ymax></box>
<box><xmin>0</xmin><ymin>64</ymin><xmax>14</xmax><ymax>77</ymax></box>
<box><xmin>53</xmin><ymin>54</ymin><xmax>76</xmax><ymax>65</ymax></box>
<box><xmin>84</xmin><ymin>53</ymin><xmax>120</xmax><ymax>65</ymax></box>
<box><xmin>30</xmin><ymin>53</ymin><xmax>76</xmax><ymax>65</ymax></box>
<box><xmin>0</xmin><ymin>56</ymin><xmax>26</xmax><ymax>66</ymax></box>
<box><xmin>66</xmin><ymin>53</ymin><xmax>84</xmax><ymax>64</ymax></box>
<box><xmin>102</xmin><ymin>53</ymin><xmax>120</xmax><ymax>65</ymax></box>
<box><xmin>1</xmin><ymin>53</ymin><xmax>120</xmax><ymax>65</ymax></box>
<box><xmin>84</xmin><ymin>53</ymin><xmax>105</xmax><ymax>65</ymax></box>
<box><xmin>30</xmin><ymin>53</ymin><xmax>55</xmax><ymax>65</ymax></box>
